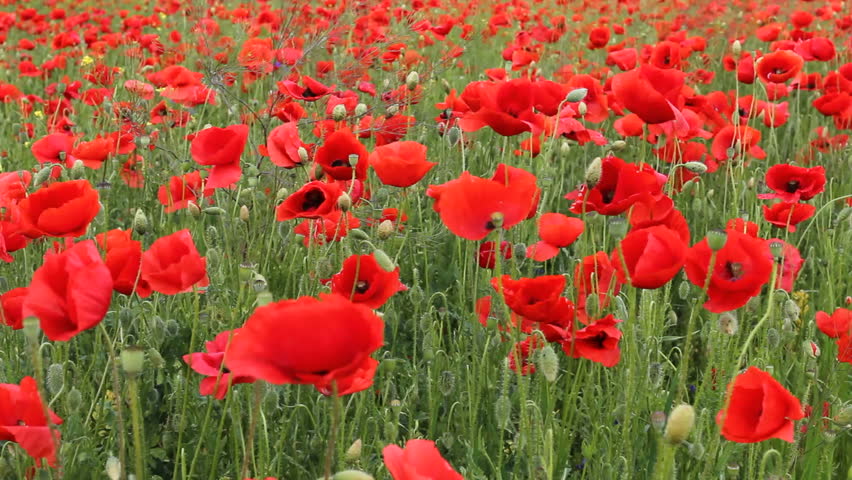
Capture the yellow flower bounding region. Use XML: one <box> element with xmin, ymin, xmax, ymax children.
<box><xmin>81</xmin><ymin>55</ymin><xmax>94</xmax><ymax>66</ymax></box>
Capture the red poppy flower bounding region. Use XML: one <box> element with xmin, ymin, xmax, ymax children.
<box><xmin>275</xmin><ymin>181</ymin><xmax>342</xmax><ymax>221</ymax></box>
<box><xmin>490</xmin><ymin>274</ymin><xmax>566</xmax><ymax>322</ymax></box>
<box><xmin>330</xmin><ymin>254</ymin><xmax>407</xmax><ymax>308</ymax></box>
<box><xmin>293</xmin><ymin>211</ymin><xmax>360</xmax><ymax>246</ymax></box>
<box><xmin>278</xmin><ymin>75</ymin><xmax>335</xmax><ymax>101</ymax></box>
<box><xmin>427</xmin><ymin>166</ymin><xmax>538</xmax><ymax>241</ymax></box>
<box><xmin>756</xmin><ymin>50</ymin><xmax>804</xmax><ymax>84</ymax></box>
<box><xmin>527</xmin><ymin>213</ymin><xmax>584</xmax><ymax>261</ymax></box>
<box><xmin>612</xmin><ymin>225</ymin><xmax>687</xmax><ymax>289</ymax></box>
<box><xmin>685</xmin><ymin>229</ymin><xmax>773</xmax><ymax>313</ymax></box>
<box><xmin>265</xmin><ymin>122</ymin><xmax>305</xmax><ymax>168</ymax></box>
<box><xmin>457</xmin><ymin>78</ymin><xmax>543</xmax><ymax>137</ymax></box>
<box><xmin>1</xmin><ymin>287</ymin><xmax>28</xmax><ymax>330</ymax></box>
<box><xmin>183</xmin><ymin>329</ymin><xmax>256</xmax><ymax>400</ymax></box>
<box><xmin>95</xmin><ymin>229</ymin><xmax>150</xmax><ymax>298</ymax></box>
<box><xmin>508</xmin><ymin>336</ymin><xmax>544</xmax><ymax>375</ymax></box>
<box><xmin>314</xmin><ymin>128</ymin><xmax>369</xmax><ymax>181</ymax></box>
<box><xmin>17</xmin><ymin>179</ymin><xmax>100</xmax><ymax>239</ymax></box>
<box><xmin>758</xmin><ymin>164</ymin><xmax>825</xmax><ymax>202</ymax></box>
<box><xmin>141</xmin><ymin>229</ymin><xmax>209</xmax><ymax>295</ymax></box>
<box><xmin>565</xmin><ymin>156</ymin><xmax>666</xmax><ymax>216</ymax></box>
<box><xmin>710</xmin><ymin>125</ymin><xmax>766</xmax><ymax>165</ymax></box>
<box><xmin>157</xmin><ymin>171</ymin><xmax>211</xmax><ymax>213</ymax></box>
<box><xmin>561</xmin><ymin>314</ymin><xmax>622</xmax><ymax>367</ymax></box>
<box><xmin>369</xmin><ymin>141</ymin><xmax>435</xmax><ymax>188</ymax></box>
<box><xmin>22</xmin><ymin>240</ymin><xmax>113</xmax><ymax>341</ymax></box>
<box><xmin>717</xmin><ymin>367</ymin><xmax>804</xmax><ymax>443</ymax></box>
<box><xmin>477</xmin><ymin>241</ymin><xmax>512</xmax><ymax>269</ymax></box>
<box><xmin>383</xmin><ymin>439</ymin><xmax>463</xmax><ymax>480</ymax></box>
<box><xmin>226</xmin><ymin>293</ymin><xmax>383</xmax><ymax>396</ymax></box>
<box><xmin>762</xmin><ymin>202</ymin><xmax>815</xmax><ymax>232</ymax></box>
<box><xmin>31</xmin><ymin>133</ymin><xmax>76</xmax><ymax>167</ymax></box>
<box><xmin>766</xmin><ymin>239</ymin><xmax>802</xmax><ymax>291</ymax></box>
<box><xmin>0</xmin><ymin>376</ymin><xmax>63</xmax><ymax>467</ymax></box>
<box><xmin>191</xmin><ymin>124</ymin><xmax>249</xmax><ymax>189</ymax></box>
<box><xmin>610</xmin><ymin>65</ymin><xmax>684</xmax><ymax>124</ymax></box>
<box><xmin>626</xmin><ymin>196</ymin><xmax>691</xmax><ymax>243</ymax></box>
<box><xmin>574</xmin><ymin>252</ymin><xmax>622</xmax><ymax>320</ymax></box>
<box><xmin>588</xmin><ymin>26</ymin><xmax>610</xmax><ymax>49</ymax></box>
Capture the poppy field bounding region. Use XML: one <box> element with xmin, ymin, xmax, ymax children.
<box><xmin>2</xmin><ymin>0</ymin><xmax>852</xmax><ymax>478</ymax></box>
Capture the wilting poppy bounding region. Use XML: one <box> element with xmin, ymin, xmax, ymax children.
<box><xmin>0</xmin><ymin>376</ymin><xmax>63</xmax><ymax>466</ymax></box>
<box><xmin>0</xmin><ymin>287</ymin><xmax>28</xmax><ymax>330</ymax></box>
<box><xmin>762</xmin><ymin>202</ymin><xmax>815</xmax><ymax>232</ymax></box>
<box><xmin>758</xmin><ymin>164</ymin><xmax>825</xmax><ymax>202</ymax></box>
<box><xmin>22</xmin><ymin>240</ymin><xmax>113</xmax><ymax>341</ymax></box>
<box><xmin>612</xmin><ymin>225</ymin><xmax>687</xmax><ymax>289</ymax></box>
<box><xmin>17</xmin><ymin>179</ymin><xmax>100</xmax><ymax>239</ymax></box>
<box><xmin>314</xmin><ymin>128</ymin><xmax>369</xmax><ymax>181</ymax></box>
<box><xmin>383</xmin><ymin>439</ymin><xmax>464</xmax><ymax>480</ymax></box>
<box><xmin>527</xmin><ymin>213</ymin><xmax>584</xmax><ymax>261</ymax></box>
<box><xmin>190</xmin><ymin>124</ymin><xmax>249</xmax><ymax>189</ymax></box>
<box><xmin>561</xmin><ymin>314</ymin><xmax>622</xmax><ymax>367</ymax></box>
<box><xmin>685</xmin><ymin>229</ymin><xmax>773</xmax><ymax>313</ymax></box>
<box><xmin>95</xmin><ymin>229</ymin><xmax>150</xmax><ymax>298</ymax></box>
<box><xmin>717</xmin><ymin>367</ymin><xmax>804</xmax><ymax>443</ymax></box>
<box><xmin>756</xmin><ymin>50</ymin><xmax>804</xmax><ymax>84</ymax></box>
<box><xmin>275</xmin><ymin>181</ymin><xmax>342</xmax><ymax>221</ymax></box>
<box><xmin>369</xmin><ymin>141</ymin><xmax>435</xmax><ymax>188</ymax></box>
<box><xmin>330</xmin><ymin>254</ymin><xmax>407</xmax><ymax>308</ymax></box>
<box><xmin>183</xmin><ymin>329</ymin><xmax>256</xmax><ymax>399</ymax></box>
<box><xmin>225</xmin><ymin>293</ymin><xmax>384</xmax><ymax>396</ymax></box>
<box><xmin>141</xmin><ymin>229</ymin><xmax>209</xmax><ymax>295</ymax></box>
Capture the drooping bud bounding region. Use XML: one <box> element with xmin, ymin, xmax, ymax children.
<box><xmin>348</xmin><ymin>228</ymin><xmax>370</xmax><ymax>242</ymax></box>
<box><xmin>565</xmin><ymin>88</ymin><xmax>588</xmax><ymax>103</ymax></box>
<box><xmin>664</xmin><ymin>404</ymin><xmax>696</xmax><ymax>444</ymax></box>
<box><xmin>683</xmin><ymin>161</ymin><xmax>708</xmax><ymax>174</ymax></box>
<box><xmin>373</xmin><ymin>249</ymin><xmax>396</xmax><ymax>272</ymax></box>
<box><xmin>610</xmin><ymin>140</ymin><xmax>627</xmax><ymax>151</ymax></box>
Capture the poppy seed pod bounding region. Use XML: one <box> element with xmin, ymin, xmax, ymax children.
<box><xmin>706</xmin><ymin>230</ymin><xmax>728</xmax><ymax>251</ymax></box>
<box><xmin>664</xmin><ymin>404</ymin><xmax>696</xmax><ymax>444</ymax></box>
<box><xmin>120</xmin><ymin>346</ymin><xmax>146</xmax><ymax>377</ymax></box>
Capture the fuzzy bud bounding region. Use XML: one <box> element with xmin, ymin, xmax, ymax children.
<box><xmin>584</xmin><ymin>157</ymin><xmax>602</xmax><ymax>187</ymax></box>
<box><xmin>373</xmin><ymin>249</ymin><xmax>396</xmax><ymax>272</ymax></box>
<box><xmin>46</xmin><ymin>363</ymin><xmax>64</xmax><ymax>395</ymax></box>
<box><xmin>577</xmin><ymin>101</ymin><xmax>588</xmax><ymax>116</ymax></box>
<box><xmin>377</xmin><ymin>219</ymin><xmax>395</xmax><ymax>240</ymax></box>
<box><xmin>406</xmin><ymin>71</ymin><xmax>420</xmax><ymax>90</ymax></box>
<box><xmin>537</xmin><ymin>344</ymin><xmax>559</xmax><ymax>382</ymax></box>
<box><xmin>66</xmin><ymin>387</ymin><xmax>83</xmax><ymax>413</ymax></box>
<box><xmin>33</xmin><ymin>165</ymin><xmax>54</xmax><ymax>187</ymax></box>
<box><xmin>446</xmin><ymin>126</ymin><xmax>461</xmax><ymax>146</ymax></box>
<box><xmin>348</xmin><ymin>228</ymin><xmax>370</xmax><ymax>242</ymax></box>
<box><xmin>354</xmin><ymin>103</ymin><xmax>368</xmax><ymax>117</ymax></box>
<box><xmin>203</xmin><ymin>207</ymin><xmax>226</xmax><ymax>216</ymax></box>
<box><xmin>120</xmin><ymin>347</ymin><xmax>146</xmax><ymax>378</ymax></box>
<box><xmin>70</xmin><ymin>159</ymin><xmax>85</xmax><ymax>179</ymax></box>
<box><xmin>565</xmin><ymin>87</ymin><xmax>588</xmax><ymax>103</ymax></box>
<box><xmin>330</xmin><ymin>471</ymin><xmax>375</xmax><ymax>480</ymax></box>
<box><xmin>106</xmin><ymin>456</ymin><xmax>121</xmax><ymax>480</ymax></box>
<box><xmin>664</xmin><ymin>404</ymin><xmax>696</xmax><ymax>444</ymax></box>
<box><xmin>187</xmin><ymin>201</ymin><xmax>201</xmax><ymax>218</ymax></box>
<box><xmin>344</xmin><ymin>439</ymin><xmax>363</xmax><ymax>461</ymax></box>
<box><xmin>683</xmin><ymin>161</ymin><xmax>708</xmax><ymax>174</ymax></box>
<box><xmin>610</xmin><ymin>140</ymin><xmax>627</xmax><ymax>151</ymax></box>
<box><xmin>337</xmin><ymin>191</ymin><xmax>352</xmax><ymax>211</ymax></box>
<box><xmin>803</xmin><ymin>340</ymin><xmax>820</xmax><ymax>358</ymax></box>
<box><xmin>718</xmin><ymin>312</ymin><xmax>739</xmax><ymax>335</ymax></box>
<box><xmin>239</xmin><ymin>205</ymin><xmax>250</xmax><ymax>222</ymax></box>
<box><xmin>651</xmin><ymin>411</ymin><xmax>667</xmax><ymax>432</ymax></box>
<box><xmin>385</xmin><ymin>104</ymin><xmax>399</xmax><ymax>117</ymax></box>
<box><xmin>732</xmin><ymin>40</ymin><xmax>742</xmax><ymax>56</ymax></box>
<box><xmin>132</xmin><ymin>209</ymin><xmax>149</xmax><ymax>235</ymax></box>
<box><xmin>495</xmin><ymin>395</ymin><xmax>512</xmax><ymax>429</ymax></box>
<box><xmin>332</xmin><ymin>104</ymin><xmax>347</xmax><ymax>121</ymax></box>
<box><xmin>560</xmin><ymin>141</ymin><xmax>571</xmax><ymax>157</ymax></box>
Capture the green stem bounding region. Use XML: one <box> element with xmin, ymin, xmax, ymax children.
<box><xmin>128</xmin><ymin>376</ymin><xmax>146</xmax><ymax>480</ymax></box>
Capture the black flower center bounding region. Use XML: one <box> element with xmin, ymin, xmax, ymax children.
<box><xmin>331</xmin><ymin>158</ymin><xmax>351</xmax><ymax>167</ymax></box>
<box><xmin>785</xmin><ymin>180</ymin><xmax>800</xmax><ymax>193</ymax></box>
<box><xmin>301</xmin><ymin>189</ymin><xmax>326</xmax><ymax>211</ymax></box>
<box><xmin>724</xmin><ymin>262</ymin><xmax>743</xmax><ymax>281</ymax></box>
<box><xmin>355</xmin><ymin>280</ymin><xmax>370</xmax><ymax>294</ymax></box>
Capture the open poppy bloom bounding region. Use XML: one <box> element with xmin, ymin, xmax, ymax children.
<box><xmin>756</xmin><ymin>50</ymin><xmax>804</xmax><ymax>84</ymax></box>
<box><xmin>293</xmin><ymin>211</ymin><xmax>361</xmax><ymax>246</ymax></box>
<box><xmin>157</xmin><ymin>171</ymin><xmax>212</xmax><ymax>213</ymax></box>
<box><xmin>610</xmin><ymin>65</ymin><xmax>685</xmax><ymax>124</ymax></box>
<box><xmin>17</xmin><ymin>179</ymin><xmax>100</xmax><ymax>239</ymax></box>
<box><xmin>565</xmin><ymin>156</ymin><xmax>666</xmax><ymax>216</ymax></box>
<box><xmin>190</xmin><ymin>124</ymin><xmax>249</xmax><ymax>189</ymax></box>
<box><xmin>490</xmin><ymin>275</ymin><xmax>566</xmax><ymax>322</ymax></box>
<box><xmin>685</xmin><ymin>229</ymin><xmax>773</xmax><ymax>313</ymax></box>
<box><xmin>758</xmin><ymin>164</ymin><xmax>825</xmax><ymax>202</ymax></box>
<box><xmin>275</xmin><ymin>181</ymin><xmax>342</xmax><ymax>221</ymax></box>
<box><xmin>561</xmin><ymin>314</ymin><xmax>622</xmax><ymax>367</ymax></box>
<box><xmin>330</xmin><ymin>254</ymin><xmax>407</xmax><ymax>308</ymax></box>
<box><xmin>369</xmin><ymin>141</ymin><xmax>435</xmax><ymax>188</ymax></box>
<box><xmin>815</xmin><ymin>308</ymin><xmax>852</xmax><ymax>365</ymax></box>
<box><xmin>96</xmin><ymin>228</ymin><xmax>150</xmax><ymax>297</ymax></box>
<box><xmin>141</xmin><ymin>229</ymin><xmax>209</xmax><ymax>295</ymax></box>
<box><xmin>427</xmin><ymin>165</ymin><xmax>539</xmax><ymax>240</ymax></box>
<box><xmin>612</xmin><ymin>225</ymin><xmax>687</xmax><ymax>289</ymax></box>
<box><xmin>314</xmin><ymin>128</ymin><xmax>369</xmax><ymax>181</ymax></box>
<box><xmin>225</xmin><ymin>293</ymin><xmax>383</xmax><ymax>396</ymax></box>
<box><xmin>264</xmin><ymin>122</ymin><xmax>307</xmax><ymax>168</ymax></box>
<box><xmin>383</xmin><ymin>439</ymin><xmax>464</xmax><ymax>480</ymax></box>
<box><xmin>0</xmin><ymin>376</ymin><xmax>63</xmax><ymax>467</ymax></box>
<box><xmin>457</xmin><ymin>78</ymin><xmax>543</xmax><ymax>136</ymax></box>
<box><xmin>0</xmin><ymin>287</ymin><xmax>28</xmax><ymax>330</ymax></box>
<box><xmin>183</xmin><ymin>329</ymin><xmax>256</xmax><ymax>399</ymax></box>
<box><xmin>23</xmin><ymin>240</ymin><xmax>113</xmax><ymax>341</ymax></box>
<box><xmin>762</xmin><ymin>202</ymin><xmax>815</xmax><ymax>232</ymax></box>
<box><xmin>717</xmin><ymin>367</ymin><xmax>804</xmax><ymax>443</ymax></box>
<box><xmin>526</xmin><ymin>213</ymin><xmax>584</xmax><ymax>261</ymax></box>
<box><xmin>477</xmin><ymin>240</ymin><xmax>512</xmax><ymax>269</ymax></box>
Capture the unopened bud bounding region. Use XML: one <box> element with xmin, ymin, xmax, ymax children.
<box><xmin>803</xmin><ymin>340</ymin><xmax>819</xmax><ymax>358</ymax></box>
<box><xmin>585</xmin><ymin>157</ymin><xmax>602</xmax><ymax>187</ymax></box>
<box><xmin>332</xmin><ymin>104</ymin><xmax>347</xmax><ymax>121</ymax></box>
<box><xmin>446</xmin><ymin>126</ymin><xmax>461</xmax><ymax>146</ymax></box>
<box><xmin>577</xmin><ymin>101</ymin><xmax>588</xmax><ymax>116</ymax></box>
<box><xmin>537</xmin><ymin>344</ymin><xmax>559</xmax><ymax>382</ymax></box>
<box><xmin>406</xmin><ymin>71</ymin><xmax>420</xmax><ymax>90</ymax></box>
<box><xmin>609</xmin><ymin>217</ymin><xmax>628</xmax><ymax>239</ymax></box>
<box><xmin>651</xmin><ymin>411</ymin><xmax>667</xmax><ymax>432</ymax></box>
<box><xmin>187</xmin><ymin>201</ymin><xmax>202</xmax><ymax>218</ymax></box>
<box><xmin>732</xmin><ymin>40</ymin><xmax>742</xmax><ymax>56</ymax></box>
<box><xmin>565</xmin><ymin>88</ymin><xmax>588</xmax><ymax>103</ymax></box>
<box><xmin>106</xmin><ymin>456</ymin><xmax>121</xmax><ymax>480</ymax></box>
<box><xmin>203</xmin><ymin>207</ymin><xmax>226</xmax><ymax>216</ymax></box>
<box><xmin>298</xmin><ymin>146</ymin><xmax>309</xmax><ymax>163</ymax></box>
<box><xmin>239</xmin><ymin>205</ymin><xmax>250</xmax><ymax>222</ymax></box>
<box><xmin>344</xmin><ymin>439</ymin><xmax>363</xmax><ymax>461</ymax></box>
<box><xmin>354</xmin><ymin>103</ymin><xmax>368</xmax><ymax>117</ymax></box>
<box><xmin>34</xmin><ymin>165</ymin><xmax>54</xmax><ymax>187</ymax></box>
<box><xmin>664</xmin><ymin>404</ymin><xmax>696</xmax><ymax>444</ymax></box>
<box><xmin>348</xmin><ymin>228</ymin><xmax>370</xmax><ymax>241</ymax></box>
<box><xmin>373</xmin><ymin>249</ymin><xmax>396</xmax><ymax>272</ymax></box>
<box><xmin>683</xmin><ymin>161</ymin><xmax>707</xmax><ymax>174</ymax></box>
<box><xmin>132</xmin><ymin>209</ymin><xmax>149</xmax><ymax>234</ymax></box>
<box><xmin>46</xmin><ymin>363</ymin><xmax>64</xmax><ymax>395</ymax></box>
<box><xmin>385</xmin><ymin>104</ymin><xmax>399</xmax><ymax>117</ymax></box>
<box><xmin>137</xmin><ymin>135</ymin><xmax>150</xmax><ymax>147</ymax></box>
<box><xmin>495</xmin><ymin>395</ymin><xmax>512</xmax><ymax>429</ymax></box>
<box><xmin>275</xmin><ymin>187</ymin><xmax>289</xmax><ymax>203</ymax></box>
<box><xmin>377</xmin><ymin>219</ymin><xmax>395</xmax><ymax>240</ymax></box>
<box><xmin>718</xmin><ymin>312</ymin><xmax>738</xmax><ymax>335</ymax></box>
<box><xmin>560</xmin><ymin>141</ymin><xmax>571</xmax><ymax>157</ymax></box>
<box><xmin>329</xmin><ymin>470</ymin><xmax>375</xmax><ymax>480</ymax></box>
<box><xmin>610</xmin><ymin>140</ymin><xmax>627</xmax><ymax>151</ymax></box>
<box><xmin>70</xmin><ymin>159</ymin><xmax>85</xmax><ymax>179</ymax></box>
<box><xmin>337</xmin><ymin>191</ymin><xmax>352</xmax><ymax>211</ymax></box>
<box><xmin>120</xmin><ymin>346</ymin><xmax>146</xmax><ymax>377</ymax></box>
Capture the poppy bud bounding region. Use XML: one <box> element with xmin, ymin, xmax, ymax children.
<box><xmin>66</xmin><ymin>387</ymin><xmax>83</xmax><ymax>413</ymax></box>
<box><xmin>438</xmin><ymin>370</ymin><xmax>455</xmax><ymax>396</ymax></box>
<box><xmin>47</xmin><ymin>363</ymin><xmax>64</xmax><ymax>395</ymax></box>
<box><xmin>377</xmin><ymin>219</ymin><xmax>395</xmax><ymax>240</ymax></box>
<box><xmin>406</xmin><ymin>71</ymin><xmax>420</xmax><ymax>90</ymax></box>
<box><xmin>732</xmin><ymin>40</ymin><xmax>742</xmax><ymax>55</ymax></box>
<box><xmin>718</xmin><ymin>312</ymin><xmax>739</xmax><ymax>335</ymax></box>
<box><xmin>203</xmin><ymin>207</ymin><xmax>226</xmax><ymax>216</ymax></box>
<box><xmin>132</xmin><ymin>209</ymin><xmax>149</xmax><ymax>235</ymax></box>
<box><xmin>513</xmin><ymin>242</ymin><xmax>526</xmax><ymax>260</ymax></box>
<box><xmin>648</xmin><ymin>362</ymin><xmax>664</xmax><ymax>387</ymax></box>
<box><xmin>537</xmin><ymin>344</ymin><xmax>559</xmax><ymax>382</ymax></box>
<box><xmin>783</xmin><ymin>299</ymin><xmax>800</xmax><ymax>321</ymax></box>
<box><xmin>326</xmin><ymin>471</ymin><xmax>374</xmax><ymax>480</ymax></box>
<box><xmin>275</xmin><ymin>187</ymin><xmax>289</xmax><ymax>204</ymax></box>
<box><xmin>120</xmin><ymin>346</ymin><xmax>146</xmax><ymax>378</ymax></box>
<box><xmin>835</xmin><ymin>405</ymin><xmax>852</xmax><ymax>426</ymax></box>
<box><xmin>256</xmin><ymin>290</ymin><xmax>274</xmax><ymax>306</ymax></box>
<box><xmin>338</xmin><ymin>191</ymin><xmax>352</xmax><ymax>211</ymax></box>
<box><xmin>34</xmin><ymin>165</ymin><xmax>54</xmax><ymax>187</ymax></box>
<box><xmin>565</xmin><ymin>87</ymin><xmax>588</xmax><ymax>103</ymax></box>
<box><xmin>187</xmin><ymin>201</ymin><xmax>201</xmax><ymax>218</ymax></box>
<box><xmin>297</xmin><ymin>146</ymin><xmax>309</xmax><ymax>163</ymax></box>
<box><xmin>106</xmin><ymin>456</ymin><xmax>121</xmax><ymax>480</ymax></box>
<box><xmin>446</xmin><ymin>126</ymin><xmax>461</xmax><ymax>146</ymax></box>
<box><xmin>384</xmin><ymin>420</ymin><xmax>399</xmax><ymax>443</ymax></box>
<box><xmin>688</xmin><ymin>442</ymin><xmax>705</xmax><ymax>459</ymax></box>
<box><xmin>651</xmin><ymin>411</ymin><xmax>667</xmax><ymax>432</ymax></box>
<box><xmin>766</xmin><ymin>327</ymin><xmax>781</xmax><ymax>348</ymax></box>
<box><xmin>373</xmin><ymin>248</ymin><xmax>396</xmax><ymax>272</ymax></box>
<box><xmin>386</xmin><ymin>104</ymin><xmax>399</xmax><ymax>117</ymax></box>
<box><xmin>239</xmin><ymin>204</ymin><xmax>250</xmax><ymax>222</ymax></box>
<box><xmin>610</xmin><ymin>140</ymin><xmax>627</xmax><ymax>151</ymax></box>
<box><xmin>683</xmin><ymin>161</ymin><xmax>707</xmax><ymax>174</ymax></box>
<box><xmin>803</xmin><ymin>340</ymin><xmax>819</xmax><ymax>358</ymax></box>
<box><xmin>332</xmin><ymin>104</ymin><xmax>347</xmax><ymax>121</ymax></box>
<box><xmin>348</xmin><ymin>228</ymin><xmax>370</xmax><ymax>241</ymax></box>
<box><xmin>69</xmin><ymin>159</ymin><xmax>85</xmax><ymax>179</ymax></box>
<box><xmin>355</xmin><ymin>103</ymin><xmax>368</xmax><ymax>117</ymax></box>
<box><xmin>747</xmin><ymin>176</ymin><xmax>755</xmax><ymax>189</ymax></box>
<box><xmin>664</xmin><ymin>404</ymin><xmax>696</xmax><ymax>444</ymax></box>
<box><xmin>585</xmin><ymin>157</ymin><xmax>602</xmax><ymax>187</ymax></box>
<box><xmin>148</xmin><ymin>348</ymin><xmax>165</xmax><ymax>369</ymax></box>
<box><xmin>578</xmin><ymin>101</ymin><xmax>588</xmax><ymax>116</ymax></box>
<box><xmin>345</xmin><ymin>439</ymin><xmax>363</xmax><ymax>461</ymax></box>
<box><xmin>706</xmin><ymin>230</ymin><xmax>728</xmax><ymax>251</ymax></box>
<box><xmin>560</xmin><ymin>141</ymin><xmax>571</xmax><ymax>157</ymax></box>
<box><xmin>584</xmin><ymin>293</ymin><xmax>601</xmax><ymax>317</ymax></box>
<box><xmin>137</xmin><ymin>135</ymin><xmax>150</xmax><ymax>147</ymax></box>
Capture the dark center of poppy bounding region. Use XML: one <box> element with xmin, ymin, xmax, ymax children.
<box><xmin>331</xmin><ymin>158</ymin><xmax>351</xmax><ymax>167</ymax></box>
<box><xmin>355</xmin><ymin>280</ymin><xmax>370</xmax><ymax>294</ymax></box>
<box><xmin>590</xmin><ymin>332</ymin><xmax>608</xmax><ymax>349</ymax></box>
<box><xmin>738</xmin><ymin>107</ymin><xmax>748</xmax><ymax>117</ymax></box>
<box><xmin>601</xmin><ymin>188</ymin><xmax>616</xmax><ymax>204</ymax></box>
<box><xmin>785</xmin><ymin>180</ymin><xmax>800</xmax><ymax>193</ymax></box>
<box><xmin>663</xmin><ymin>54</ymin><xmax>671</xmax><ymax>65</ymax></box>
<box><xmin>303</xmin><ymin>87</ymin><xmax>317</xmax><ymax>98</ymax></box>
<box><xmin>485</xmin><ymin>220</ymin><xmax>497</xmax><ymax>230</ymax></box>
<box><xmin>301</xmin><ymin>189</ymin><xmax>326</xmax><ymax>211</ymax></box>
<box><xmin>724</xmin><ymin>262</ymin><xmax>743</xmax><ymax>281</ymax></box>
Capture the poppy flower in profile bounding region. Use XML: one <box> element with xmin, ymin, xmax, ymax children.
<box><xmin>685</xmin><ymin>229</ymin><xmax>773</xmax><ymax>313</ymax></box>
<box><xmin>278</xmin><ymin>75</ymin><xmax>335</xmax><ymax>101</ymax></box>
<box><xmin>330</xmin><ymin>254</ymin><xmax>407</xmax><ymax>308</ymax></box>
<box><xmin>710</xmin><ymin>125</ymin><xmax>766</xmax><ymax>166</ymax></box>
<box><xmin>477</xmin><ymin>240</ymin><xmax>512</xmax><ymax>269</ymax></box>
<box><xmin>95</xmin><ymin>229</ymin><xmax>150</xmax><ymax>297</ymax></box>
<box><xmin>226</xmin><ymin>293</ymin><xmax>384</xmax><ymax>396</ymax></box>
<box><xmin>762</xmin><ymin>202</ymin><xmax>815</xmax><ymax>232</ymax></box>
<box><xmin>22</xmin><ymin>240</ymin><xmax>113</xmax><ymax>341</ymax></box>
<box><xmin>17</xmin><ymin>179</ymin><xmax>100</xmax><ymax>239</ymax></box>
<box><xmin>264</xmin><ymin>122</ymin><xmax>306</xmax><ymax>168</ymax></box>
<box><xmin>610</xmin><ymin>65</ymin><xmax>685</xmax><ymax>124</ymax></box>
<box><xmin>612</xmin><ymin>225</ymin><xmax>687</xmax><ymax>289</ymax></box>
<box><xmin>561</xmin><ymin>314</ymin><xmax>622</xmax><ymax>367</ymax></box>
<box><xmin>157</xmin><ymin>171</ymin><xmax>212</xmax><ymax>213</ymax></box>
<box><xmin>183</xmin><ymin>329</ymin><xmax>256</xmax><ymax>399</ymax></box>
<box><xmin>527</xmin><ymin>213</ymin><xmax>584</xmax><ymax>261</ymax></box>
<box><xmin>717</xmin><ymin>367</ymin><xmax>804</xmax><ymax>443</ymax></box>
<box><xmin>293</xmin><ymin>211</ymin><xmax>360</xmax><ymax>247</ymax></box>
<box><xmin>141</xmin><ymin>229</ymin><xmax>209</xmax><ymax>295</ymax></box>
<box><xmin>756</xmin><ymin>50</ymin><xmax>804</xmax><ymax>84</ymax></box>
<box><xmin>0</xmin><ymin>376</ymin><xmax>63</xmax><ymax>467</ymax></box>
<box><xmin>427</xmin><ymin>167</ymin><xmax>538</xmax><ymax>241</ymax></box>
<box><xmin>369</xmin><ymin>141</ymin><xmax>435</xmax><ymax>188</ymax></box>
<box><xmin>191</xmin><ymin>124</ymin><xmax>249</xmax><ymax>189</ymax></box>
<box><xmin>565</xmin><ymin>156</ymin><xmax>666</xmax><ymax>216</ymax></box>
<box><xmin>314</xmin><ymin>128</ymin><xmax>369</xmax><ymax>181</ymax></box>
<box><xmin>457</xmin><ymin>78</ymin><xmax>542</xmax><ymax>137</ymax></box>
<box><xmin>491</xmin><ymin>275</ymin><xmax>567</xmax><ymax>322</ymax></box>
<box><xmin>816</xmin><ymin>308</ymin><xmax>852</xmax><ymax>340</ymax></box>
<box><xmin>1</xmin><ymin>287</ymin><xmax>28</xmax><ymax>330</ymax></box>
<box><xmin>766</xmin><ymin>239</ymin><xmax>803</xmax><ymax>291</ymax></box>
<box><xmin>275</xmin><ymin>181</ymin><xmax>342</xmax><ymax>221</ymax></box>
<box><xmin>574</xmin><ymin>252</ymin><xmax>622</xmax><ymax>320</ymax></box>
<box><xmin>383</xmin><ymin>439</ymin><xmax>464</xmax><ymax>480</ymax></box>
<box><xmin>758</xmin><ymin>164</ymin><xmax>825</xmax><ymax>202</ymax></box>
